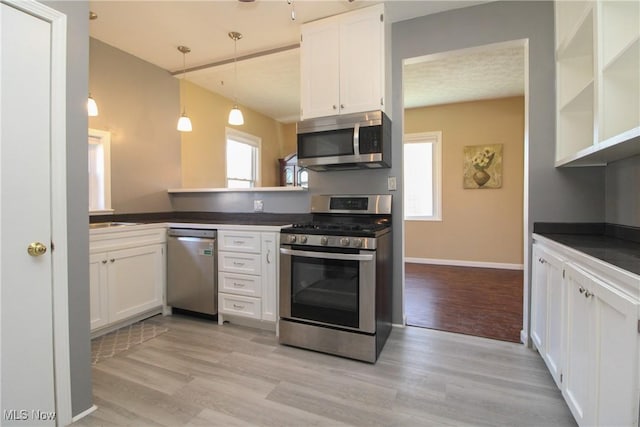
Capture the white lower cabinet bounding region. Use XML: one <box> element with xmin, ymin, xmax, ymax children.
<box><xmin>564</xmin><ymin>263</ymin><xmax>639</xmax><ymax>427</ymax></box>
<box><xmin>532</xmin><ymin>236</ymin><xmax>640</xmax><ymax>427</ymax></box>
<box><xmin>530</xmin><ymin>244</ymin><xmax>565</xmax><ymax>387</ymax></box>
<box><xmin>89</xmin><ymin>226</ymin><xmax>166</xmax><ymax>334</ymax></box>
<box><xmin>105</xmin><ymin>244</ymin><xmax>164</xmax><ymax>323</ymax></box>
<box><xmin>218</xmin><ymin>229</ymin><xmax>279</xmax><ymax>327</ymax></box>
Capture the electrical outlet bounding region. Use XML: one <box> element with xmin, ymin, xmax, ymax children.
<box><xmin>387</xmin><ymin>176</ymin><xmax>397</xmax><ymax>191</ymax></box>
<box><xmin>253</xmin><ymin>199</ymin><xmax>264</xmax><ymax>212</ymax></box>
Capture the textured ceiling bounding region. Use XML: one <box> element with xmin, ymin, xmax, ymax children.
<box><xmin>404</xmin><ymin>43</ymin><xmax>525</xmax><ymax>109</ymax></box>
<box><xmin>89</xmin><ymin>0</ymin><xmax>508</xmax><ymax>123</ymax></box>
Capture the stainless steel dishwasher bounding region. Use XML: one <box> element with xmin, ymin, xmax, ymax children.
<box><xmin>167</xmin><ymin>228</ymin><xmax>217</xmax><ymax>316</ymax></box>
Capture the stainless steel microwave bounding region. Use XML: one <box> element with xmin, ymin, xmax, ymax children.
<box><xmin>296</xmin><ymin>110</ymin><xmax>391</xmax><ymax>171</ymax></box>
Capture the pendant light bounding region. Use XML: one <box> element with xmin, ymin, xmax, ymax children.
<box><xmin>228</xmin><ymin>31</ymin><xmax>244</xmax><ymax>126</ymax></box>
<box><xmin>176</xmin><ymin>45</ymin><xmax>193</xmax><ymax>132</ymax></box>
<box><xmin>87</xmin><ymin>94</ymin><xmax>99</xmax><ymax>117</ymax></box>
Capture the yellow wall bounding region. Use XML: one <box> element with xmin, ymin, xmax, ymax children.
<box><xmin>404</xmin><ymin>96</ymin><xmax>524</xmax><ymax>265</ymax></box>
<box><xmin>180</xmin><ymin>80</ymin><xmax>293</xmax><ymax>188</ymax></box>
<box><xmin>281</xmin><ymin>122</ymin><xmax>298</xmax><ymax>157</ymax></box>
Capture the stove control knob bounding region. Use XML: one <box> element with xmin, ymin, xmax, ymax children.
<box><xmin>300</xmin><ymin>235</ymin><xmax>308</xmax><ymax>244</ymax></box>
<box><xmin>353</xmin><ymin>238</ymin><xmax>363</xmax><ymax>248</ymax></box>
<box><xmin>320</xmin><ymin>236</ymin><xmax>329</xmax><ymax>245</ymax></box>
<box><xmin>288</xmin><ymin>235</ymin><xmax>297</xmax><ymax>243</ymax></box>
<box><xmin>340</xmin><ymin>238</ymin><xmax>350</xmax><ymax>246</ymax></box>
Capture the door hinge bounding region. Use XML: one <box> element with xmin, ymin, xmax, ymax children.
<box><xmin>380</xmin><ymin>13</ymin><xmax>383</xmax><ymax>22</ymax></box>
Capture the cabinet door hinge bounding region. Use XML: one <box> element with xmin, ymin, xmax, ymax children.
<box><xmin>560</xmin><ymin>373</ymin><xmax>563</xmax><ymax>383</ymax></box>
<box><xmin>380</xmin><ymin>13</ymin><xmax>383</xmax><ymax>22</ymax></box>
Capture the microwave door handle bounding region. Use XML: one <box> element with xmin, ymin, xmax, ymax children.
<box><xmin>280</xmin><ymin>247</ymin><xmax>373</xmax><ymax>262</ymax></box>
<box><xmin>353</xmin><ymin>122</ymin><xmax>360</xmax><ymax>155</ymax></box>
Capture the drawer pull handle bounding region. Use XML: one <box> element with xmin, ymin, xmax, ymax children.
<box><xmin>233</xmin><ymin>240</ymin><xmax>245</xmax><ymax>245</ymax></box>
<box><xmin>578</xmin><ymin>286</ymin><xmax>585</xmax><ymax>294</ymax></box>
<box><xmin>584</xmin><ymin>290</ymin><xmax>594</xmax><ymax>298</ymax></box>
<box><xmin>233</xmin><ymin>261</ymin><xmax>245</xmax><ymax>266</ymax></box>
<box><xmin>266</xmin><ymin>249</ymin><xmax>271</xmax><ymax>264</ymax></box>
<box><xmin>110</xmin><ymin>258</ymin><xmax>115</xmax><ymax>263</ymax></box>
<box><xmin>101</xmin><ymin>260</ymin><xmax>108</xmax><ymax>264</ymax></box>
<box><xmin>233</xmin><ymin>282</ymin><xmax>245</xmax><ymax>287</ymax></box>
<box><xmin>233</xmin><ymin>304</ymin><xmax>245</xmax><ymax>310</ymax></box>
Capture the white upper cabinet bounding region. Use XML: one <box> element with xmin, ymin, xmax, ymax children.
<box><xmin>555</xmin><ymin>0</ymin><xmax>640</xmax><ymax>166</ymax></box>
<box><xmin>300</xmin><ymin>4</ymin><xmax>386</xmax><ymax>120</ymax></box>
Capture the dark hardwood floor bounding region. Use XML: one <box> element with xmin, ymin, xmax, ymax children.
<box><xmin>405</xmin><ymin>263</ymin><xmax>523</xmax><ymax>343</ymax></box>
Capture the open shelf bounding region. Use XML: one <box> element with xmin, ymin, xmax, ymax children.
<box><xmin>600</xmin><ymin>38</ymin><xmax>640</xmax><ymax>141</ymax></box>
<box><xmin>599</xmin><ymin>1</ymin><xmax>640</xmax><ymax>67</ymax></box>
<box><xmin>554</xmin><ymin>0</ymin><xmax>640</xmax><ymax>167</ymax></box>
<box><xmin>555</xmin><ymin>0</ymin><xmax>594</xmax><ymax>49</ymax></box>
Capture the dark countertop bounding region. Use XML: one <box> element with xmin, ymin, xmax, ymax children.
<box><xmin>534</xmin><ymin>223</ymin><xmax>640</xmax><ymax>276</ymax></box>
<box><xmin>90</xmin><ymin>211</ymin><xmax>311</xmax><ymax>227</ymax></box>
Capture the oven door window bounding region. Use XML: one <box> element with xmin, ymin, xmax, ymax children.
<box><xmin>291</xmin><ymin>254</ymin><xmax>359</xmax><ymax>328</ymax></box>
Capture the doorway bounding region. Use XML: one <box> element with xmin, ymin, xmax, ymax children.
<box><xmin>401</xmin><ymin>40</ymin><xmax>527</xmax><ymax>343</ymax></box>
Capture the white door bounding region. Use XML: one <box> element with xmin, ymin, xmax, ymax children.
<box><xmin>0</xmin><ymin>2</ymin><xmax>69</xmax><ymax>425</ymax></box>
<box><xmin>530</xmin><ymin>244</ymin><xmax>548</xmax><ymax>352</ymax></box>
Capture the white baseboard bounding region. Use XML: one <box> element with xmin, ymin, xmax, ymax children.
<box><xmin>520</xmin><ymin>329</ymin><xmax>529</xmax><ymax>346</ymax></box>
<box><xmin>405</xmin><ymin>257</ymin><xmax>523</xmax><ymax>271</ymax></box>
<box><xmin>71</xmin><ymin>405</ymin><xmax>97</xmax><ymax>423</ymax></box>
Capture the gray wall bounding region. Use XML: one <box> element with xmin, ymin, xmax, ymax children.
<box><xmin>606</xmin><ymin>154</ymin><xmax>640</xmax><ymax>227</ymax></box>
<box><xmin>392</xmin><ymin>1</ymin><xmax>606</xmax><ymax>327</ymax></box>
<box><xmin>89</xmin><ymin>38</ymin><xmax>182</xmax><ymax>213</ymax></box>
<box><xmin>45</xmin><ymin>0</ymin><xmax>93</xmax><ymax>417</ymax></box>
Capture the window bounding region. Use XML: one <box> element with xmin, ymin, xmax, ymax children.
<box><xmin>226</xmin><ymin>128</ymin><xmax>261</xmax><ymax>188</ymax></box>
<box><xmin>88</xmin><ymin>128</ymin><xmax>112</xmax><ymax>213</ymax></box>
<box><xmin>403</xmin><ymin>131</ymin><xmax>441</xmax><ymax>220</ymax></box>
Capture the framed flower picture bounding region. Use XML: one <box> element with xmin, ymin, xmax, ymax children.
<box><xmin>463</xmin><ymin>144</ymin><xmax>503</xmax><ymax>189</ymax></box>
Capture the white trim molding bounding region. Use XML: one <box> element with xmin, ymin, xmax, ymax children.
<box><xmin>405</xmin><ymin>257</ymin><xmax>524</xmax><ymax>271</ymax></box>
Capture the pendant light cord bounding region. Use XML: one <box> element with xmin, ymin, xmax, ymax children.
<box><xmin>233</xmin><ymin>36</ymin><xmax>238</xmax><ymax>106</ymax></box>
<box><xmin>182</xmin><ymin>50</ymin><xmax>187</xmax><ymax>114</ymax></box>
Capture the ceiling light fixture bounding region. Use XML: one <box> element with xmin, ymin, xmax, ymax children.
<box><xmin>228</xmin><ymin>31</ymin><xmax>244</xmax><ymax>126</ymax></box>
<box><xmin>87</xmin><ymin>94</ymin><xmax>99</xmax><ymax>117</ymax></box>
<box><xmin>177</xmin><ymin>45</ymin><xmax>193</xmax><ymax>132</ymax></box>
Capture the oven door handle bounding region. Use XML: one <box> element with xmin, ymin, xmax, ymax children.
<box><xmin>279</xmin><ymin>247</ymin><xmax>374</xmax><ymax>262</ymax></box>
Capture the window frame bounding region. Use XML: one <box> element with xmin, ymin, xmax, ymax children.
<box><xmin>403</xmin><ymin>131</ymin><xmax>442</xmax><ymax>221</ymax></box>
<box><xmin>225</xmin><ymin>127</ymin><xmax>261</xmax><ymax>188</ymax></box>
<box><xmin>88</xmin><ymin>128</ymin><xmax>113</xmax><ymax>215</ymax></box>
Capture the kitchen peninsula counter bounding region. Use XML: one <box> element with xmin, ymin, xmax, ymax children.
<box><xmin>90</xmin><ymin>211</ymin><xmax>310</xmax><ymax>228</ymax></box>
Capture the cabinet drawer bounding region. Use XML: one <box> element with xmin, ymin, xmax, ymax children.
<box><xmin>218</xmin><ymin>231</ymin><xmax>261</xmax><ymax>253</ymax></box>
<box><xmin>219</xmin><ymin>293</ymin><xmax>261</xmax><ymax>319</ymax></box>
<box><xmin>219</xmin><ymin>272</ymin><xmax>262</xmax><ymax>297</ymax></box>
<box><xmin>219</xmin><ymin>251</ymin><xmax>261</xmax><ymax>275</ymax></box>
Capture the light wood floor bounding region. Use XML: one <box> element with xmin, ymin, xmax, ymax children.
<box><xmin>73</xmin><ymin>314</ymin><xmax>576</xmax><ymax>427</ymax></box>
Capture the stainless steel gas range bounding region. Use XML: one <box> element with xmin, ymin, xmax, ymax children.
<box><xmin>279</xmin><ymin>194</ymin><xmax>392</xmax><ymax>363</ymax></box>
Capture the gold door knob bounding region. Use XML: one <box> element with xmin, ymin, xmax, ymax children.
<box><xmin>27</xmin><ymin>242</ymin><xmax>47</xmax><ymax>257</ymax></box>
